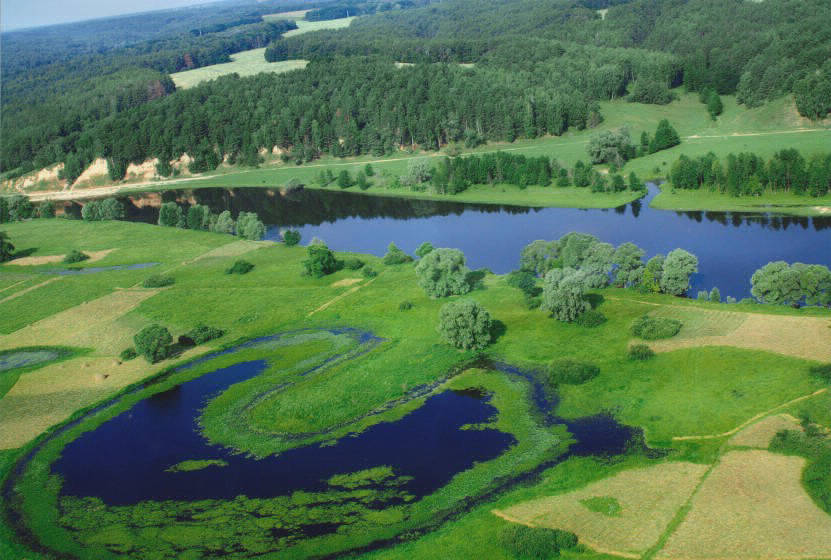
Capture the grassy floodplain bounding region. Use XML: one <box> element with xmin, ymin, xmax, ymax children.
<box><xmin>0</xmin><ymin>219</ymin><xmax>829</xmax><ymax>559</ymax></box>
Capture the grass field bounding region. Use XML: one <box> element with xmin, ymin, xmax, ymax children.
<box><xmin>170</xmin><ymin>49</ymin><xmax>308</xmax><ymax>89</ymax></box>
<box><xmin>1</xmin><ymin>219</ymin><xmax>830</xmax><ymax>558</ymax></box>
<box><xmin>280</xmin><ymin>16</ymin><xmax>356</xmax><ymax>37</ymax></box>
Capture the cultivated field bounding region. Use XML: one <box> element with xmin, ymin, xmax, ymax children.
<box><xmin>495</xmin><ymin>461</ymin><xmax>709</xmax><ymax>557</ymax></box>
<box><xmin>170</xmin><ymin>49</ymin><xmax>308</xmax><ymax>89</ymax></box>
<box><xmin>658</xmin><ymin>450</ymin><xmax>831</xmax><ymax>559</ymax></box>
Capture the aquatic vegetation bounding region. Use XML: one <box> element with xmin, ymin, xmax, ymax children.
<box><xmin>0</xmin><ymin>346</ymin><xmax>80</xmax><ymax>397</ymax></box>
<box><xmin>165</xmin><ymin>459</ymin><xmax>228</xmax><ymax>472</ymax></box>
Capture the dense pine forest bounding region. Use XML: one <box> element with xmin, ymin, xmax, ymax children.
<box><xmin>1</xmin><ymin>0</ymin><xmax>830</xmax><ymax>183</ymax></box>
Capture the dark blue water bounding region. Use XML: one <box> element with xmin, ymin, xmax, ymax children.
<box><xmin>95</xmin><ymin>184</ymin><xmax>831</xmax><ymax>299</ymax></box>
<box><xmin>54</xmin><ymin>358</ymin><xmax>514</xmax><ymax>506</ymax></box>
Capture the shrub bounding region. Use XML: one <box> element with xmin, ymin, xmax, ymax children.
<box><xmin>630</xmin><ymin>315</ymin><xmax>682</xmax><ymax>340</ymax></box>
<box><xmin>383</xmin><ymin>242</ymin><xmax>413</xmax><ymax>265</ymax></box>
<box><xmin>398</xmin><ymin>301</ymin><xmax>414</xmax><ymax>311</ymax></box>
<box><xmin>158</xmin><ymin>202</ymin><xmax>183</xmax><ymax>227</ymax></box>
<box><xmin>498</xmin><ymin>524</ymin><xmax>578</xmax><ymax>559</ymax></box>
<box><xmin>343</xmin><ymin>258</ymin><xmax>365</xmax><ymax>270</ymax></box>
<box><xmin>507</xmin><ymin>270</ymin><xmax>539</xmax><ymax>298</ymax></box>
<box><xmin>39</xmin><ymin>201</ymin><xmax>56</xmax><ymax>218</ymax></box>
<box><xmin>809</xmin><ymin>364</ymin><xmax>831</xmax><ymax>382</ymax></box>
<box><xmin>575</xmin><ymin>309</ymin><xmax>607</xmax><ymax>327</ymax></box>
<box><xmin>0</xmin><ymin>231</ymin><xmax>15</xmax><ymax>262</ymax></box>
<box><xmin>362</xmin><ymin>266</ymin><xmax>378</xmax><ymax>278</ymax></box>
<box><xmin>134</xmin><ymin>324</ymin><xmax>172</xmax><ymax>363</ymax></box>
<box><xmin>282</xmin><ymin>229</ymin><xmax>301</xmax><ymax>246</ymax></box>
<box><xmin>63</xmin><ymin>249</ymin><xmax>89</xmax><ymax>264</ymax></box>
<box><xmin>438</xmin><ymin>299</ymin><xmax>492</xmax><ymax>350</ymax></box>
<box><xmin>236</xmin><ymin>212</ymin><xmax>266</xmax><ymax>240</ymax></box>
<box><xmin>303</xmin><ymin>245</ymin><xmax>338</xmax><ymax>277</ymax></box>
<box><xmin>415</xmin><ymin>248</ymin><xmax>471</xmax><ymax>298</ymax></box>
<box><xmin>226</xmin><ymin>260</ymin><xmax>254</xmax><ymax>275</ymax></box>
<box><xmin>119</xmin><ymin>347</ymin><xmax>137</xmax><ymax>361</ymax></box>
<box><xmin>628</xmin><ymin>344</ymin><xmax>655</xmax><ymax>360</ymax></box>
<box><xmin>547</xmin><ymin>358</ymin><xmax>599</xmax><ymax>385</ymax></box>
<box><xmin>185</xmin><ymin>325</ymin><xmax>224</xmax><ymax>344</ymax></box>
<box><xmin>709</xmin><ymin>287</ymin><xmax>721</xmax><ymax>303</ymax></box>
<box><xmin>541</xmin><ymin>268</ymin><xmax>590</xmax><ymax>322</ymax></box>
<box><xmin>415</xmin><ymin>241</ymin><xmax>434</xmax><ymax>258</ymax></box>
<box><xmin>697</xmin><ymin>290</ymin><xmax>709</xmax><ymax>301</ymax></box>
<box><xmin>142</xmin><ymin>275</ymin><xmax>174</xmax><ymax>288</ymax></box>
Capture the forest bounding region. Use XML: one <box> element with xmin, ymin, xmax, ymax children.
<box><xmin>1</xmin><ymin>0</ymin><xmax>830</xmax><ymax>183</ymax></box>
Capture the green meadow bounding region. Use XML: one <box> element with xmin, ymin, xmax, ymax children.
<box><xmin>0</xmin><ymin>219</ymin><xmax>829</xmax><ymax>558</ymax></box>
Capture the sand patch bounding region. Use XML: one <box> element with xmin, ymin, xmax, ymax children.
<box><xmin>657</xmin><ymin>450</ymin><xmax>831</xmax><ymax>559</ymax></box>
<box><xmin>331</xmin><ymin>278</ymin><xmax>363</xmax><ymax>288</ymax></box>
<box><xmin>814</xmin><ymin>206</ymin><xmax>831</xmax><ymax>215</ymax></box>
<box><xmin>728</xmin><ymin>414</ymin><xmax>803</xmax><ymax>448</ymax></box>
<box><xmin>495</xmin><ymin>462</ymin><xmax>708</xmax><ymax>558</ymax></box>
<box><xmin>649</xmin><ymin>312</ymin><xmax>831</xmax><ymax>362</ymax></box>
<box><xmin>125</xmin><ymin>158</ymin><xmax>159</xmax><ymax>182</ymax></box>
<box><xmin>71</xmin><ymin>157</ymin><xmax>109</xmax><ymax>189</ymax></box>
<box><xmin>4</xmin><ymin>248</ymin><xmax>114</xmax><ymax>267</ymax></box>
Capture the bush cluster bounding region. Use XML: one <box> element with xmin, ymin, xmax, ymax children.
<box><xmin>362</xmin><ymin>266</ymin><xmax>378</xmax><ymax>278</ymax></box>
<box><xmin>226</xmin><ymin>260</ymin><xmax>254</xmax><ymax>275</ymax></box>
<box><xmin>547</xmin><ymin>358</ymin><xmax>600</xmax><ymax>386</ymax></box>
<box><xmin>134</xmin><ymin>324</ymin><xmax>172</xmax><ymax>363</ymax></box>
<box><xmin>630</xmin><ymin>315</ymin><xmax>682</xmax><ymax>340</ymax></box>
<box><xmin>119</xmin><ymin>347</ymin><xmax>137</xmax><ymax>361</ymax></box>
<box><xmin>575</xmin><ymin>309</ymin><xmax>607</xmax><ymax>327</ymax></box>
<box><xmin>398</xmin><ymin>301</ymin><xmax>414</xmax><ymax>311</ymax></box>
<box><xmin>383</xmin><ymin>242</ymin><xmax>413</xmax><ymax>265</ymax></box>
<box><xmin>282</xmin><ymin>229</ymin><xmax>301</xmax><ymax>246</ymax></box>
<box><xmin>142</xmin><ymin>274</ymin><xmax>175</xmax><ymax>288</ymax></box>
<box><xmin>63</xmin><ymin>249</ymin><xmax>89</xmax><ymax>264</ymax></box>
<box><xmin>343</xmin><ymin>258</ymin><xmax>365</xmax><ymax>270</ymax></box>
<box><xmin>809</xmin><ymin>364</ymin><xmax>831</xmax><ymax>382</ymax></box>
<box><xmin>498</xmin><ymin>524</ymin><xmax>578</xmax><ymax>559</ymax></box>
<box><xmin>184</xmin><ymin>325</ymin><xmax>224</xmax><ymax>345</ymax></box>
<box><xmin>438</xmin><ymin>299</ymin><xmax>492</xmax><ymax>350</ymax></box>
<box><xmin>628</xmin><ymin>344</ymin><xmax>655</xmax><ymax>361</ymax></box>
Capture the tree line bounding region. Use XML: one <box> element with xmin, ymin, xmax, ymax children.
<box><xmin>669</xmin><ymin>149</ymin><xmax>831</xmax><ymax>197</ymax></box>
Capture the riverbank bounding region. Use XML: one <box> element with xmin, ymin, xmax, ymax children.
<box><xmin>651</xmin><ymin>185</ymin><xmax>831</xmax><ymax>217</ymax></box>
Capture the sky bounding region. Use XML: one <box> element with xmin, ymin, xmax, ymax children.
<box><xmin>1</xmin><ymin>0</ymin><xmax>211</xmax><ymax>32</ymax></box>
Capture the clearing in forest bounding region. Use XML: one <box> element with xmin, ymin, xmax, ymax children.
<box><xmin>171</xmin><ymin>49</ymin><xmax>308</xmax><ymax>89</ymax></box>
<box><xmin>657</xmin><ymin>450</ymin><xmax>831</xmax><ymax>559</ymax></box>
<box><xmin>494</xmin><ymin>462</ymin><xmax>708</xmax><ymax>558</ymax></box>
<box><xmin>647</xmin><ymin>308</ymin><xmax>831</xmax><ymax>362</ymax></box>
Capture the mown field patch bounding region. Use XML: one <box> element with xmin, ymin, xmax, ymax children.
<box><xmin>171</xmin><ymin>49</ymin><xmax>308</xmax><ymax>89</ymax></box>
<box><xmin>728</xmin><ymin>414</ymin><xmax>803</xmax><ymax>449</ymax></box>
<box><xmin>495</xmin><ymin>461</ymin><xmax>707</xmax><ymax>558</ymax></box>
<box><xmin>658</xmin><ymin>450</ymin><xmax>831</xmax><ymax>559</ymax></box>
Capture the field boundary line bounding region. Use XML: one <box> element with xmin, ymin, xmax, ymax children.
<box><xmin>0</xmin><ymin>279</ymin><xmax>27</xmax><ymax>294</ymax></box>
<box><xmin>0</xmin><ymin>277</ymin><xmax>61</xmax><ymax>305</ymax></box>
<box><xmin>308</xmin><ymin>277</ymin><xmax>376</xmax><ymax>317</ymax></box>
<box><xmin>491</xmin><ymin>510</ymin><xmax>641</xmax><ymax>559</ymax></box>
<box><xmin>672</xmin><ymin>387</ymin><xmax>828</xmax><ymax>441</ymax></box>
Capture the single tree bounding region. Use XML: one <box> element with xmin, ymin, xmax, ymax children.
<box><xmin>356</xmin><ymin>170</ymin><xmax>370</xmax><ymax>190</ymax></box>
<box><xmin>134</xmin><ymin>324</ymin><xmax>173</xmax><ymax>363</ymax></box>
<box><xmin>364</xmin><ymin>163</ymin><xmax>375</xmax><ymax>177</ymax></box>
<box><xmin>303</xmin><ymin>244</ymin><xmax>338</xmax><ymax>278</ymax></box>
<box><xmin>709</xmin><ymin>286</ymin><xmax>721</xmax><ymax>303</ymax></box>
<box><xmin>158</xmin><ymin>202</ymin><xmax>183</xmax><ymax>227</ymax></box>
<box><xmin>660</xmin><ymin>249</ymin><xmax>699</xmax><ymax>296</ymax></box>
<box><xmin>283</xmin><ymin>229</ymin><xmax>301</xmax><ymax>246</ymax></box>
<box><xmin>0</xmin><ymin>231</ymin><xmax>15</xmax><ymax>262</ymax></box>
<box><xmin>541</xmin><ymin>268</ymin><xmax>590</xmax><ymax>322</ymax></box>
<box><xmin>383</xmin><ymin>242</ymin><xmax>413</xmax><ymax>265</ymax></box>
<box><xmin>415</xmin><ymin>248</ymin><xmax>471</xmax><ymax>297</ymax></box>
<box><xmin>751</xmin><ymin>261</ymin><xmax>803</xmax><ymax>305</ymax></box>
<box><xmin>438</xmin><ymin>299</ymin><xmax>492</xmax><ymax>350</ymax></box>
<box><xmin>212</xmin><ymin>210</ymin><xmax>235</xmax><ymax>234</ymax></box>
<box><xmin>415</xmin><ymin>241</ymin><xmax>434</xmax><ymax>258</ymax></box>
<box><xmin>337</xmin><ymin>170</ymin><xmax>353</xmax><ymax>189</ymax></box>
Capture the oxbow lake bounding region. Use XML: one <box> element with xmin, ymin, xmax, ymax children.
<box><xmin>73</xmin><ymin>184</ymin><xmax>831</xmax><ymax>299</ymax></box>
